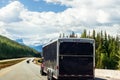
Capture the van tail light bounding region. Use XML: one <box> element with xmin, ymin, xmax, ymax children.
<box><xmin>41</xmin><ymin>63</ymin><xmax>44</xmax><ymax>67</ymax></box>
<box><xmin>56</xmin><ymin>66</ymin><xmax>59</xmax><ymax>69</ymax></box>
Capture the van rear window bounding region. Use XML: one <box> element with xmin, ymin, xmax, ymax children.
<box><xmin>60</xmin><ymin>42</ymin><xmax>93</xmax><ymax>55</ymax></box>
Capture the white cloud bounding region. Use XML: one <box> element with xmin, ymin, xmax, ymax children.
<box><xmin>97</xmin><ymin>10</ymin><xmax>110</xmax><ymax>23</ymax></box>
<box><xmin>0</xmin><ymin>21</ymin><xmax>13</xmax><ymax>38</ymax></box>
<box><xmin>93</xmin><ymin>24</ymin><xmax>120</xmax><ymax>37</ymax></box>
<box><xmin>44</xmin><ymin>0</ymin><xmax>117</xmax><ymax>8</ymax></box>
<box><xmin>0</xmin><ymin>1</ymin><xmax>24</xmax><ymax>23</ymax></box>
<box><xmin>0</xmin><ymin>1</ymin><xmax>120</xmax><ymax>45</ymax></box>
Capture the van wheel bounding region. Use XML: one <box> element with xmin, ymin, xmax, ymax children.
<box><xmin>40</xmin><ymin>69</ymin><xmax>44</xmax><ymax>75</ymax></box>
<box><xmin>40</xmin><ymin>68</ymin><xmax>45</xmax><ymax>75</ymax></box>
<box><xmin>47</xmin><ymin>71</ymin><xmax>53</xmax><ymax>80</ymax></box>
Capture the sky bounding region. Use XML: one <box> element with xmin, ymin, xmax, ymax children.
<box><xmin>0</xmin><ymin>0</ymin><xmax>120</xmax><ymax>46</ymax></box>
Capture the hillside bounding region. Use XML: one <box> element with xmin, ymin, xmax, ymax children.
<box><xmin>0</xmin><ymin>35</ymin><xmax>40</xmax><ymax>60</ymax></box>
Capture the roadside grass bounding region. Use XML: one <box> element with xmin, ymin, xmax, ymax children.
<box><xmin>0</xmin><ymin>59</ymin><xmax>25</xmax><ymax>70</ymax></box>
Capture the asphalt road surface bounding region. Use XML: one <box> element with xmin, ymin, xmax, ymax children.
<box><xmin>0</xmin><ymin>58</ymin><xmax>119</xmax><ymax>80</ymax></box>
<box><xmin>0</xmin><ymin>58</ymin><xmax>47</xmax><ymax>80</ymax></box>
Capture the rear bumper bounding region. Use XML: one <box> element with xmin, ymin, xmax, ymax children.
<box><xmin>58</xmin><ymin>75</ymin><xmax>94</xmax><ymax>80</ymax></box>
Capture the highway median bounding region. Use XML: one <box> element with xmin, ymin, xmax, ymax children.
<box><xmin>0</xmin><ymin>58</ymin><xmax>25</xmax><ymax>70</ymax></box>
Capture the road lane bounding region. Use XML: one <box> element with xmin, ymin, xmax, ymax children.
<box><xmin>0</xmin><ymin>59</ymin><xmax>47</xmax><ymax>80</ymax></box>
<box><xmin>0</xmin><ymin>58</ymin><xmax>119</xmax><ymax>80</ymax></box>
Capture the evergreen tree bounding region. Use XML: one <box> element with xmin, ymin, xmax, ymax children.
<box><xmin>0</xmin><ymin>35</ymin><xmax>39</xmax><ymax>60</ymax></box>
<box><xmin>92</xmin><ymin>30</ymin><xmax>96</xmax><ymax>39</ymax></box>
<box><xmin>80</xmin><ymin>30</ymin><xmax>120</xmax><ymax>69</ymax></box>
<box><xmin>69</xmin><ymin>31</ymin><xmax>76</xmax><ymax>38</ymax></box>
<box><xmin>81</xmin><ymin>29</ymin><xmax>87</xmax><ymax>38</ymax></box>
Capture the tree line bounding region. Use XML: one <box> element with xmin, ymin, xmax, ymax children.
<box><xmin>0</xmin><ymin>35</ymin><xmax>40</xmax><ymax>60</ymax></box>
<box><xmin>60</xmin><ymin>30</ymin><xmax>120</xmax><ymax>69</ymax></box>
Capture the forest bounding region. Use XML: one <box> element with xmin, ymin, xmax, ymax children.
<box><xmin>60</xmin><ymin>30</ymin><xmax>120</xmax><ymax>69</ymax></box>
<box><xmin>0</xmin><ymin>29</ymin><xmax>120</xmax><ymax>69</ymax></box>
<box><xmin>0</xmin><ymin>35</ymin><xmax>40</xmax><ymax>60</ymax></box>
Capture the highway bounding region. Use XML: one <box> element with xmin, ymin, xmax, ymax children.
<box><xmin>0</xmin><ymin>59</ymin><xmax>47</xmax><ymax>80</ymax></box>
<box><xmin>0</xmin><ymin>58</ymin><xmax>119</xmax><ymax>80</ymax></box>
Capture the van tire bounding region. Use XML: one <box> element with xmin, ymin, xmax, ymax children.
<box><xmin>40</xmin><ymin>69</ymin><xmax>45</xmax><ymax>75</ymax></box>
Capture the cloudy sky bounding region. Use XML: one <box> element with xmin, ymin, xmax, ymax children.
<box><xmin>0</xmin><ymin>0</ymin><xmax>120</xmax><ymax>46</ymax></box>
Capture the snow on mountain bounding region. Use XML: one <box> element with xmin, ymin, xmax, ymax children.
<box><xmin>30</xmin><ymin>45</ymin><xmax>42</xmax><ymax>52</ymax></box>
<box><xmin>15</xmin><ymin>38</ymin><xmax>42</xmax><ymax>52</ymax></box>
<box><xmin>15</xmin><ymin>38</ymin><xmax>24</xmax><ymax>45</ymax></box>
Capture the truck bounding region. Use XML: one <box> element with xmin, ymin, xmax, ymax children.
<box><xmin>40</xmin><ymin>38</ymin><xmax>95</xmax><ymax>80</ymax></box>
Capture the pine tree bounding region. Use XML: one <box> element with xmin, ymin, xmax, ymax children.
<box><xmin>81</xmin><ymin>29</ymin><xmax>87</xmax><ymax>38</ymax></box>
<box><xmin>70</xmin><ymin>31</ymin><xmax>76</xmax><ymax>38</ymax></box>
<box><xmin>92</xmin><ymin>30</ymin><xmax>96</xmax><ymax>39</ymax></box>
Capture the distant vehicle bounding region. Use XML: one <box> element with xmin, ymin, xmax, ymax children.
<box><xmin>26</xmin><ymin>59</ymin><xmax>30</xmax><ymax>63</ymax></box>
<box><xmin>41</xmin><ymin>38</ymin><xmax>95</xmax><ymax>80</ymax></box>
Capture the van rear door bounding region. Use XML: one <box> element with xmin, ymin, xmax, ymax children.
<box><xmin>59</xmin><ymin>42</ymin><xmax>94</xmax><ymax>77</ymax></box>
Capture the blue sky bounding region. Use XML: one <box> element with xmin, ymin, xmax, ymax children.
<box><xmin>20</xmin><ymin>0</ymin><xmax>68</xmax><ymax>12</ymax></box>
<box><xmin>0</xmin><ymin>0</ymin><xmax>68</xmax><ymax>12</ymax></box>
<box><xmin>0</xmin><ymin>0</ymin><xmax>120</xmax><ymax>46</ymax></box>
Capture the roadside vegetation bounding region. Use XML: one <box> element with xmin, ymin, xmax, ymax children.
<box><xmin>0</xmin><ymin>35</ymin><xmax>40</xmax><ymax>60</ymax></box>
<box><xmin>32</xmin><ymin>58</ymin><xmax>43</xmax><ymax>65</ymax></box>
<box><xmin>0</xmin><ymin>59</ymin><xmax>25</xmax><ymax>69</ymax></box>
<box><xmin>60</xmin><ymin>30</ymin><xmax>120</xmax><ymax>70</ymax></box>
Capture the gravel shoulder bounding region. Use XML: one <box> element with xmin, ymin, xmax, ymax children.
<box><xmin>95</xmin><ymin>69</ymin><xmax>120</xmax><ymax>80</ymax></box>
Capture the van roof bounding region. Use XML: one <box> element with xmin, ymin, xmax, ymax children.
<box><xmin>43</xmin><ymin>38</ymin><xmax>95</xmax><ymax>48</ymax></box>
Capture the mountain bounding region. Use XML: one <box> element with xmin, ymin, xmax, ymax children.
<box><xmin>0</xmin><ymin>35</ymin><xmax>40</xmax><ymax>60</ymax></box>
<box><xmin>30</xmin><ymin>45</ymin><xmax>42</xmax><ymax>52</ymax></box>
<box><xmin>15</xmin><ymin>38</ymin><xmax>24</xmax><ymax>45</ymax></box>
<box><xmin>15</xmin><ymin>39</ymin><xmax>42</xmax><ymax>52</ymax></box>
